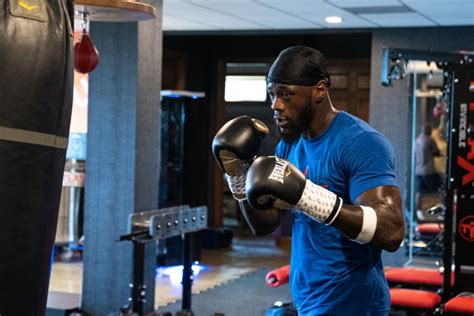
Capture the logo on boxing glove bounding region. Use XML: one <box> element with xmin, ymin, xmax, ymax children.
<box><xmin>268</xmin><ymin>158</ymin><xmax>291</xmax><ymax>184</ymax></box>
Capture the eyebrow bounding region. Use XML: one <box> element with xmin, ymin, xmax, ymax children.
<box><xmin>267</xmin><ymin>84</ymin><xmax>291</xmax><ymax>92</ymax></box>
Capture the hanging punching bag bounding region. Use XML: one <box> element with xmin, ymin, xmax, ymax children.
<box><xmin>0</xmin><ymin>0</ymin><xmax>74</xmax><ymax>315</ymax></box>
<box><xmin>74</xmin><ymin>29</ymin><xmax>100</xmax><ymax>74</ymax></box>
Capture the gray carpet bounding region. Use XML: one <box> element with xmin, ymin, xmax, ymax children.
<box><xmin>156</xmin><ymin>268</ymin><xmax>293</xmax><ymax>316</ymax></box>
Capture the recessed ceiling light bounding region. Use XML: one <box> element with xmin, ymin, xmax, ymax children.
<box><xmin>325</xmin><ymin>16</ymin><xmax>343</xmax><ymax>24</ymax></box>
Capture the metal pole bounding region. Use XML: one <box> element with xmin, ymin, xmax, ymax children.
<box><xmin>181</xmin><ymin>233</ymin><xmax>193</xmax><ymax>311</ymax></box>
<box><xmin>131</xmin><ymin>241</ymin><xmax>146</xmax><ymax>315</ymax></box>
<box><xmin>405</xmin><ymin>72</ymin><xmax>418</xmax><ymax>266</ymax></box>
<box><xmin>442</xmin><ymin>70</ymin><xmax>456</xmax><ymax>301</ymax></box>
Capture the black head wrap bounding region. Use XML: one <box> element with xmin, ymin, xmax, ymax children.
<box><xmin>267</xmin><ymin>46</ymin><xmax>331</xmax><ymax>87</ymax></box>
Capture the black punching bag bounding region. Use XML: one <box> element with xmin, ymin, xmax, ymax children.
<box><xmin>0</xmin><ymin>0</ymin><xmax>74</xmax><ymax>315</ymax></box>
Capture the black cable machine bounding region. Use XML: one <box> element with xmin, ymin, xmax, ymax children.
<box><xmin>381</xmin><ymin>47</ymin><xmax>474</xmax><ymax>302</ymax></box>
<box><xmin>119</xmin><ymin>205</ymin><xmax>208</xmax><ymax>316</ymax></box>
<box><xmin>118</xmin><ymin>90</ymin><xmax>208</xmax><ymax>316</ymax></box>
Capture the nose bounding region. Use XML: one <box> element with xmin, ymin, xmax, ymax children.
<box><xmin>271</xmin><ymin>96</ymin><xmax>284</xmax><ymax>112</ymax></box>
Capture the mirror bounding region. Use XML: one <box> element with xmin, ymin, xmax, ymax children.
<box><xmin>405</xmin><ymin>61</ymin><xmax>447</xmax><ymax>267</ymax></box>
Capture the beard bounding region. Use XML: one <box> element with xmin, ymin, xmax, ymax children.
<box><xmin>278</xmin><ymin>101</ymin><xmax>313</xmax><ymax>144</ymax></box>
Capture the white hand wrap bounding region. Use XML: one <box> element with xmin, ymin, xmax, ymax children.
<box><xmin>226</xmin><ymin>173</ymin><xmax>247</xmax><ymax>202</ymax></box>
<box><xmin>352</xmin><ymin>206</ymin><xmax>377</xmax><ymax>244</ymax></box>
<box><xmin>295</xmin><ymin>180</ymin><xmax>343</xmax><ymax>224</ymax></box>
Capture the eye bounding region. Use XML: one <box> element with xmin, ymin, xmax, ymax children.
<box><xmin>281</xmin><ymin>91</ymin><xmax>290</xmax><ymax>99</ymax></box>
<box><xmin>268</xmin><ymin>91</ymin><xmax>275</xmax><ymax>100</ymax></box>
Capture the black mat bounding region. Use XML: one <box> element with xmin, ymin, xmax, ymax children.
<box><xmin>156</xmin><ymin>268</ymin><xmax>293</xmax><ymax>316</ymax></box>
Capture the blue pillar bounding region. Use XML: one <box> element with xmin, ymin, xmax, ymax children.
<box><xmin>81</xmin><ymin>2</ymin><xmax>162</xmax><ymax>313</ymax></box>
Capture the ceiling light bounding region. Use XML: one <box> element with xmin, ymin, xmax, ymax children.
<box><xmin>325</xmin><ymin>16</ymin><xmax>343</xmax><ymax>24</ymax></box>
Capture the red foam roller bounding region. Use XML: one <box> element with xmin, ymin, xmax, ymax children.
<box><xmin>444</xmin><ymin>296</ymin><xmax>474</xmax><ymax>314</ymax></box>
<box><xmin>385</xmin><ymin>268</ymin><xmax>443</xmax><ymax>286</ymax></box>
<box><xmin>416</xmin><ymin>223</ymin><xmax>444</xmax><ymax>234</ymax></box>
<box><xmin>266</xmin><ymin>265</ymin><xmax>290</xmax><ymax>288</ymax></box>
<box><xmin>390</xmin><ymin>288</ymin><xmax>441</xmax><ymax>310</ymax></box>
<box><xmin>385</xmin><ymin>267</ymin><xmax>455</xmax><ymax>287</ymax></box>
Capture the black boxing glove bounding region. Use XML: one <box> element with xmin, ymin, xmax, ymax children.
<box><xmin>212</xmin><ymin>116</ymin><xmax>269</xmax><ymax>201</ymax></box>
<box><xmin>246</xmin><ymin>156</ymin><xmax>343</xmax><ymax>224</ymax></box>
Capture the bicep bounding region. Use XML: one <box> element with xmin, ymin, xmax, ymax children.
<box><xmin>355</xmin><ymin>186</ymin><xmax>402</xmax><ymax>213</ymax></box>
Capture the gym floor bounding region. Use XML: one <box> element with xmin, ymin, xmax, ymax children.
<box><xmin>48</xmin><ymin>229</ymin><xmax>290</xmax><ymax>309</ymax></box>
<box><xmin>47</xmin><ymin>225</ymin><xmax>439</xmax><ymax>311</ymax></box>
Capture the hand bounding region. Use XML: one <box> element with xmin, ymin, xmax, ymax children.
<box><xmin>246</xmin><ymin>156</ymin><xmax>342</xmax><ymax>224</ymax></box>
<box><xmin>212</xmin><ymin>116</ymin><xmax>269</xmax><ymax>200</ymax></box>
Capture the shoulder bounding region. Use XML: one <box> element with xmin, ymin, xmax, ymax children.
<box><xmin>336</xmin><ymin>112</ymin><xmax>393</xmax><ymax>152</ymax></box>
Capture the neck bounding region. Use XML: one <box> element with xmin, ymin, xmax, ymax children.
<box><xmin>304</xmin><ymin>94</ymin><xmax>339</xmax><ymax>138</ymax></box>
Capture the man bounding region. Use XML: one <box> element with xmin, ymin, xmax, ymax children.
<box><xmin>213</xmin><ymin>46</ymin><xmax>404</xmax><ymax>315</ymax></box>
<box><xmin>415</xmin><ymin>123</ymin><xmax>443</xmax><ymax>214</ymax></box>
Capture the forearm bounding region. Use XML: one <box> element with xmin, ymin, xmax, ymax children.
<box><xmin>331</xmin><ymin>198</ymin><xmax>404</xmax><ymax>252</ymax></box>
<box><xmin>295</xmin><ymin>181</ymin><xmax>404</xmax><ymax>251</ymax></box>
<box><xmin>244</xmin><ymin>156</ymin><xmax>405</xmax><ymax>250</ymax></box>
<box><xmin>238</xmin><ymin>200</ymin><xmax>285</xmax><ymax>236</ymax></box>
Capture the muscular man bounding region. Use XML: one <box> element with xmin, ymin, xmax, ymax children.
<box><xmin>213</xmin><ymin>46</ymin><xmax>404</xmax><ymax>315</ymax></box>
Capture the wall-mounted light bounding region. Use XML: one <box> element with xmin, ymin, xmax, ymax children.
<box><xmin>325</xmin><ymin>16</ymin><xmax>342</xmax><ymax>24</ymax></box>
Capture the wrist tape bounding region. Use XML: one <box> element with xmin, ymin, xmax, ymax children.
<box><xmin>296</xmin><ymin>180</ymin><xmax>343</xmax><ymax>223</ymax></box>
<box><xmin>352</xmin><ymin>206</ymin><xmax>377</xmax><ymax>244</ymax></box>
<box><xmin>226</xmin><ymin>173</ymin><xmax>247</xmax><ymax>202</ymax></box>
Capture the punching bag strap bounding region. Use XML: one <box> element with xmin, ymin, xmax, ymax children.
<box><xmin>0</xmin><ymin>126</ymin><xmax>68</xmax><ymax>149</ymax></box>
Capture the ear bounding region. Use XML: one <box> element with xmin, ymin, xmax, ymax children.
<box><xmin>311</xmin><ymin>80</ymin><xmax>327</xmax><ymax>103</ymax></box>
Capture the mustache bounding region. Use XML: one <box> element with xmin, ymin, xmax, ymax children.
<box><xmin>276</xmin><ymin>117</ymin><xmax>302</xmax><ymax>144</ymax></box>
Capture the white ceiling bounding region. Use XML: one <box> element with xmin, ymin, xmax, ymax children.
<box><xmin>162</xmin><ymin>0</ymin><xmax>474</xmax><ymax>32</ymax></box>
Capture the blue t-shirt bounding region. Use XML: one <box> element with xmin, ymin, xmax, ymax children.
<box><xmin>275</xmin><ymin>111</ymin><xmax>398</xmax><ymax>316</ymax></box>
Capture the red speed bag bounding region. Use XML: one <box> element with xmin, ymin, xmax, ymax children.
<box><xmin>433</xmin><ymin>102</ymin><xmax>443</xmax><ymax>118</ymax></box>
<box><xmin>74</xmin><ymin>30</ymin><xmax>99</xmax><ymax>74</ymax></box>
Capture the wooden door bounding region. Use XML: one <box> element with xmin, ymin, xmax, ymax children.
<box><xmin>326</xmin><ymin>59</ymin><xmax>370</xmax><ymax>121</ymax></box>
<box><xmin>162</xmin><ymin>50</ymin><xmax>187</xmax><ymax>90</ymax></box>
